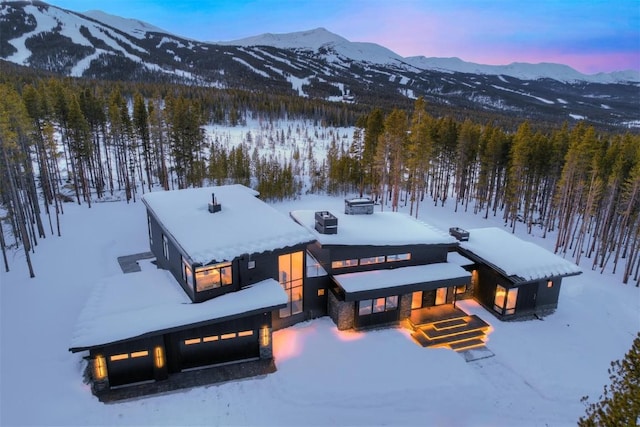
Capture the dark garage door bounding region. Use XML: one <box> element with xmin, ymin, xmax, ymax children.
<box><xmin>107</xmin><ymin>349</ymin><xmax>155</xmax><ymax>387</ymax></box>
<box><xmin>177</xmin><ymin>329</ymin><xmax>259</xmax><ymax>371</ymax></box>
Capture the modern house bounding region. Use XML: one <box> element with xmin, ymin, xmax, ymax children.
<box><xmin>69</xmin><ymin>185</ymin><xmax>581</xmax><ymax>400</ymax></box>
<box><xmin>453</xmin><ymin>227</ymin><xmax>582</xmax><ymax>320</ymax></box>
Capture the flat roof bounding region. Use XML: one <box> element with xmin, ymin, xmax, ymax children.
<box><xmin>290</xmin><ymin>210</ymin><xmax>456</xmax><ymax>247</ymax></box>
<box><xmin>460</xmin><ymin>227</ymin><xmax>582</xmax><ymax>282</ymax></box>
<box><xmin>69</xmin><ymin>269</ymin><xmax>287</xmax><ymax>352</ymax></box>
<box><xmin>332</xmin><ymin>263</ymin><xmax>471</xmax><ymax>300</ymax></box>
<box><xmin>447</xmin><ymin>251</ymin><xmax>475</xmax><ymax>267</ymax></box>
<box><xmin>143</xmin><ymin>185</ymin><xmax>315</xmax><ymax>264</ymax></box>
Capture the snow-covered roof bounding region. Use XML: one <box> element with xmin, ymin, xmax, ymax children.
<box><xmin>143</xmin><ymin>185</ymin><xmax>315</xmax><ymax>264</ymax></box>
<box><xmin>460</xmin><ymin>227</ymin><xmax>582</xmax><ymax>282</ymax></box>
<box><xmin>290</xmin><ymin>210</ymin><xmax>456</xmax><ymax>246</ymax></box>
<box><xmin>70</xmin><ymin>269</ymin><xmax>287</xmax><ymax>351</ymax></box>
<box><xmin>333</xmin><ymin>263</ymin><xmax>470</xmax><ymax>297</ymax></box>
<box><xmin>447</xmin><ymin>251</ymin><xmax>475</xmax><ymax>267</ymax></box>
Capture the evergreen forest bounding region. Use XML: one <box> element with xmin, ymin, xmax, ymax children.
<box><xmin>1</xmin><ymin>66</ymin><xmax>639</xmax><ymax>285</ymax></box>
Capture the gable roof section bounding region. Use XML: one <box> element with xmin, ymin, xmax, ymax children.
<box><xmin>290</xmin><ymin>209</ymin><xmax>457</xmax><ymax>247</ymax></box>
<box><xmin>69</xmin><ymin>269</ymin><xmax>287</xmax><ymax>352</ymax></box>
<box><xmin>459</xmin><ymin>227</ymin><xmax>582</xmax><ymax>283</ymax></box>
<box><xmin>143</xmin><ymin>185</ymin><xmax>315</xmax><ymax>264</ymax></box>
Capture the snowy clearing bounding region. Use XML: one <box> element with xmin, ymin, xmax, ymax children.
<box><xmin>0</xmin><ymin>190</ymin><xmax>637</xmax><ymax>426</ymax></box>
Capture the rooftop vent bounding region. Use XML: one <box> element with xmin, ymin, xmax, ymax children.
<box><xmin>315</xmin><ymin>211</ymin><xmax>338</xmax><ymax>234</ymax></box>
<box><xmin>344</xmin><ymin>198</ymin><xmax>374</xmax><ymax>215</ymax></box>
<box><xmin>449</xmin><ymin>227</ymin><xmax>469</xmax><ymax>241</ymax></box>
<box><xmin>208</xmin><ymin>193</ymin><xmax>221</xmax><ymax>213</ymax></box>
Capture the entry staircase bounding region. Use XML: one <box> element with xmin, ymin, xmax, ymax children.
<box><xmin>408</xmin><ymin>307</ymin><xmax>491</xmax><ymax>352</ymax></box>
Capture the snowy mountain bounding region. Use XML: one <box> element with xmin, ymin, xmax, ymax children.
<box><xmin>224</xmin><ymin>27</ymin><xmax>640</xmax><ymax>85</ymax></box>
<box><xmin>1</xmin><ymin>1</ymin><xmax>639</xmax><ymax>129</ymax></box>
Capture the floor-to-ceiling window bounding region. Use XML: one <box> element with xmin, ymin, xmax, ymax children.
<box><xmin>279</xmin><ymin>251</ymin><xmax>304</xmax><ymax>317</ymax></box>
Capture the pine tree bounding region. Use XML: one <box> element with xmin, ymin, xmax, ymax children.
<box><xmin>579</xmin><ymin>333</ymin><xmax>640</xmax><ymax>426</ymax></box>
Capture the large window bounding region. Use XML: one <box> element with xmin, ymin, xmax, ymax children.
<box><xmin>358</xmin><ymin>296</ymin><xmax>398</xmax><ymax>316</ymax></box>
<box><xmin>494</xmin><ymin>285</ymin><xmax>518</xmax><ymax>315</ymax></box>
<box><xmin>195</xmin><ymin>262</ymin><xmax>232</xmax><ymax>292</ymax></box>
<box><xmin>279</xmin><ymin>251</ymin><xmax>304</xmax><ymax>317</ymax></box>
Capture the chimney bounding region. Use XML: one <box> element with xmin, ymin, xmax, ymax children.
<box><xmin>449</xmin><ymin>227</ymin><xmax>469</xmax><ymax>241</ymax></box>
<box><xmin>344</xmin><ymin>198</ymin><xmax>374</xmax><ymax>215</ymax></box>
<box><xmin>315</xmin><ymin>211</ymin><xmax>338</xmax><ymax>234</ymax></box>
<box><xmin>208</xmin><ymin>193</ymin><xmax>222</xmax><ymax>213</ymax></box>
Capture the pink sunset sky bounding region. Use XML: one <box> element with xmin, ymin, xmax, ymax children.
<box><xmin>48</xmin><ymin>0</ymin><xmax>639</xmax><ymax>74</ymax></box>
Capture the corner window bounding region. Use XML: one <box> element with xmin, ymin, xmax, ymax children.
<box><xmin>195</xmin><ymin>262</ymin><xmax>232</xmax><ymax>292</ymax></box>
<box><xmin>306</xmin><ymin>252</ymin><xmax>327</xmax><ymax>277</ymax></box>
<box><xmin>494</xmin><ymin>285</ymin><xmax>518</xmax><ymax>315</ymax></box>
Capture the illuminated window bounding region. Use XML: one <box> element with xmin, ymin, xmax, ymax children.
<box><xmin>411</xmin><ymin>291</ymin><xmax>423</xmax><ymax>309</ymax></box>
<box><xmin>130</xmin><ymin>350</ymin><xmax>149</xmax><ymax>358</ymax></box>
<box><xmin>306</xmin><ymin>253</ymin><xmax>327</xmax><ymax>277</ymax></box>
<box><xmin>331</xmin><ymin>259</ymin><xmax>358</xmax><ymax>269</ymax></box>
<box><xmin>455</xmin><ymin>284</ymin><xmax>467</xmax><ymax>295</ymax></box>
<box><xmin>94</xmin><ymin>355</ymin><xmax>107</xmax><ymax>380</ymax></box>
<box><xmin>238</xmin><ymin>330</ymin><xmax>254</xmax><ymax>337</ymax></box>
<box><xmin>317</xmin><ymin>288</ymin><xmax>325</xmax><ymax>296</ymax></box>
<box><xmin>373</xmin><ymin>298</ymin><xmax>386</xmax><ymax>313</ymax></box>
<box><xmin>203</xmin><ymin>336</ymin><xmax>218</xmax><ymax>343</ymax></box>
<box><xmin>195</xmin><ymin>262</ymin><xmax>232</xmax><ymax>292</ymax></box>
<box><xmin>110</xmin><ymin>353</ymin><xmax>129</xmax><ymax>362</ymax></box>
<box><xmin>154</xmin><ymin>346</ymin><xmax>164</xmax><ymax>369</ymax></box>
<box><xmin>185</xmin><ymin>338</ymin><xmax>201</xmax><ymax>345</ymax></box>
<box><xmin>359</xmin><ymin>256</ymin><xmax>385</xmax><ymax>266</ymax></box>
<box><xmin>494</xmin><ymin>285</ymin><xmax>518</xmax><ymax>315</ymax></box>
<box><xmin>279</xmin><ymin>251</ymin><xmax>304</xmax><ymax>318</ymax></box>
<box><xmin>162</xmin><ymin>234</ymin><xmax>169</xmax><ymax>260</ymax></box>
<box><xmin>182</xmin><ymin>257</ymin><xmax>193</xmax><ymax>289</ymax></box>
<box><xmin>221</xmin><ymin>333</ymin><xmax>236</xmax><ymax>340</ymax></box>
<box><xmin>547</xmin><ymin>280</ymin><xmax>553</xmax><ymax>288</ymax></box>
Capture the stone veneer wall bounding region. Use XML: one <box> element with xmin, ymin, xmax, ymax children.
<box><xmin>398</xmin><ymin>293</ymin><xmax>412</xmax><ymax>320</ymax></box>
<box><xmin>328</xmin><ymin>290</ymin><xmax>355</xmax><ymax>330</ymax></box>
<box><xmin>259</xmin><ymin>327</ymin><xmax>273</xmax><ymax>359</ymax></box>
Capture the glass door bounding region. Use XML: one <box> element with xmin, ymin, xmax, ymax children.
<box><xmin>435</xmin><ymin>287</ymin><xmax>448</xmax><ymax>305</ymax></box>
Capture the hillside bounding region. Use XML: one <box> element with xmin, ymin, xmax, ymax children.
<box><xmin>1</xmin><ymin>1</ymin><xmax>639</xmax><ymax>129</ymax></box>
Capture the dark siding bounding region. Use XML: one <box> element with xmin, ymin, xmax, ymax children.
<box><xmin>516</xmin><ymin>282</ymin><xmax>538</xmax><ymax>313</ymax></box>
<box><xmin>536</xmin><ymin>278</ymin><xmax>562</xmax><ymax>307</ymax></box>
<box><xmin>325</xmin><ymin>244</ymin><xmax>451</xmax><ymax>275</ymax></box>
<box><xmin>303</xmin><ymin>276</ymin><xmax>330</xmax><ymax>319</ymax></box>
<box><xmin>354</xmin><ymin>306</ymin><xmax>399</xmax><ymax>328</ymax></box>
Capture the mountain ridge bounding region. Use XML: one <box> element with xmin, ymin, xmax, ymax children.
<box><xmin>1</xmin><ymin>1</ymin><xmax>638</xmax><ymax>130</ymax></box>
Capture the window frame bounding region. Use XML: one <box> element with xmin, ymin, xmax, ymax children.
<box><xmin>195</xmin><ymin>262</ymin><xmax>233</xmax><ymax>292</ymax></box>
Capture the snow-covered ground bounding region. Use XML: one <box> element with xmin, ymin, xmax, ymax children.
<box><xmin>0</xmin><ymin>187</ymin><xmax>638</xmax><ymax>426</ymax></box>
